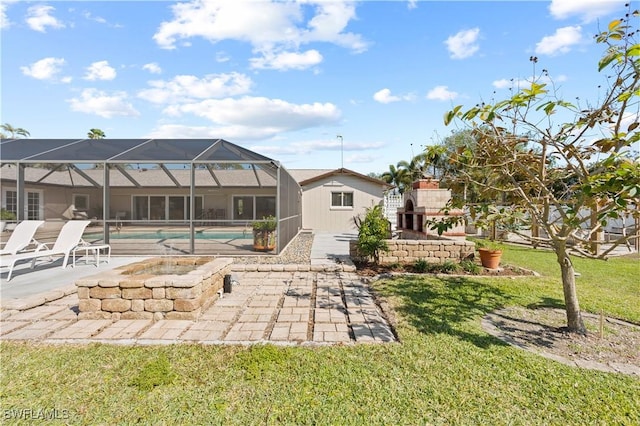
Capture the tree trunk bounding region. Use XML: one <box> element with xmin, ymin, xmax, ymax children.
<box><xmin>555</xmin><ymin>243</ymin><xmax>587</xmax><ymax>334</ymax></box>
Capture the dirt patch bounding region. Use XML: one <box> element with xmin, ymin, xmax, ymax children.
<box><xmin>484</xmin><ymin>306</ymin><xmax>640</xmax><ymax>377</ymax></box>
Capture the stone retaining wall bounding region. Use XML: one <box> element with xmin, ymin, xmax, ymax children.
<box><xmin>350</xmin><ymin>239</ymin><xmax>475</xmax><ymax>265</ymax></box>
<box><xmin>76</xmin><ymin>257</ymin><xmax>231</xmax><ymax>321</ymax></box>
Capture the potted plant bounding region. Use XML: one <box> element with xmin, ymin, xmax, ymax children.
<box><xmin>0</xmin><ymin>208</ymin><xmax>17</xmax><ymax>232</ymax></box>
<box><xmin>252</xmin><ymin>215</ymin><xmax>277</xmax><ymax>251</ymax></box>
<box><xmin>475</xmin><ymin>239</ymin><xmax>503</xmax><ymax>269</ymax></box>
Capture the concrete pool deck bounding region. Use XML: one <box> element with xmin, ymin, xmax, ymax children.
<box><xmin>0</xmin><ymin>233</ymin><xmax>397</xmax><ymax>345</ymax></box>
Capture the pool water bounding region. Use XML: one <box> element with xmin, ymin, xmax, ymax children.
<box><xmin>85</xmin><ymin>231</ymin><xmax>251</xmax><ymax>240</ymax></box>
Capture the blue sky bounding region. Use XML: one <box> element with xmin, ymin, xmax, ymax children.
<box><xmin>1</xmin><ymin>0</ymin><xmax>635</xmax><ymax>174</ymax></box>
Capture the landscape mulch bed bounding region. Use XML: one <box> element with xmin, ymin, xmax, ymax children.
<box><xmin>353</xmin><ymin>261</ymin><xmax>537</xmax><ymax>277</ymax></box>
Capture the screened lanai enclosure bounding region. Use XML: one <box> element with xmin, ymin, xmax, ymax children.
<box><xmin>0</xmin><ymin>138</ymin><xmax>302</xmax><ymax>255</ymax></box>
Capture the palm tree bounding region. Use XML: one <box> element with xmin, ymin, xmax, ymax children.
<box><xmin>381</xmin><ymin>164</ymin><xmax>407</xmax><ymax>194</ymax></box>
<box><xmin>1</xmin><ymin>123</ymin><xmax>30</xmax><ymax>138</ymax></box>
<box><xmin>423</xmin><ymin>144</ymin><xmax>447</xmax><ymax>178</ymax></box>
<box><xmin>87</xmin><ymin>128</ymin><xmax>106</xmax><ymax>139</ymax></box>
<box><xmin>397</xmin><ymin>155</ymin><xmax>426</xmax><ymax>183</ymax></box>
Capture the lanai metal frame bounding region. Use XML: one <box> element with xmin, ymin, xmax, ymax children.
<box><xmin>0</xmin><ymin>138</ymin><xmax>302</xmax><ymax>254</ymax></box>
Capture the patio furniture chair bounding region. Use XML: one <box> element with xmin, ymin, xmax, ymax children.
<box><xmin>0</xmin><ymin>220</ymin><xmax>45</xmax><ymax>255</ymax></box>
<box><xmin>0</xmin><ymin>220</ymin><xmax>91</xmax><ymax>281</ymax></box>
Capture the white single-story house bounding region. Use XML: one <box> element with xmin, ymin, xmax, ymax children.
<box><xmin>289</xmin><ymin>168</ymin><xmax>393</xmax><ymax>233</ymax></box>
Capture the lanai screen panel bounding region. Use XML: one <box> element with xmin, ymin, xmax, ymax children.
<box><xmin>111</xmin><ymin>139</ymin><xmax>214</xmax><ymax>162</ymax></box>
<box><xmin>24</xmin><ymin>139</ymin><xmax>146</xmax><ymax>163</ymax></box>
<box><xmin>0</xmin><ymin>138</ymin><xmax>304</xmax><ymax>255</ymax></box>
<box><xmin>0</xmin><ymin>139</ymin><xmax>85</xmax><ymax>162</ymax></box>
<box><xmin>196</xmin><ymin>139</ymin><xmax>273</xmax><ymax>163</ymax></box>
<box><xmin>278</xmin><ymin>165</ymin><xmax>303</xmax><ymax>252</ymax></box>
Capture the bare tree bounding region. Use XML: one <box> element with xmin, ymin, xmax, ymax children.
<box><xmin>435</xmin><ymin>11</ymin><xmax>640</xmax><ymax>334</ymax></box>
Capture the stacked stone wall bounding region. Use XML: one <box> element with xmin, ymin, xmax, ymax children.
<box><xmin>350</xmin><ymin>239</ymin><xmax>475</xmax><ymax>265</ymax></box>
<box><xmin>76</xmin><ymin>258</ymin><xmax>231</xmax><ymax>321</ymax></box>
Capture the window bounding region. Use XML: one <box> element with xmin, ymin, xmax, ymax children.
<box><xmin>255</xmin><ymin>196</ymin><xmax>276</xmax><ymax>219</ymax></box>
<box><xmin>73</xmin><ymin>194</ymin><xmax>89</xmax><ymax>211</ymax></box>
<box><xmin>233</xmin><ymin>196</ymin><xmax>254</xmax><ymax>221</ymax></box>
<box><xmin>232</xmin><ymin>195</ymin><xmax>276</xmax><ymax>220</ymax></box>
<box><xmin>132</xmin><ymin>195</ymin><xmax>203</xmax><ymax>221</ymax></box>
<box><xmin>4</xmin><ymin>190</ymin><xmax>17</xmax><ymax>216</ymax></box>
<box><xmin>331</xmin><ymin>192</ymin><xmax>353</xmax><ymax>208</ymax></box>
<box><xmin>2</xmin><ymin>189</ymin><xmax>42</xmax><ymax>219</ymax></box>
<box><xmin>27</xmin><ymin>192</ymin><xmax>40</xmax><ymax>220</ymax></box>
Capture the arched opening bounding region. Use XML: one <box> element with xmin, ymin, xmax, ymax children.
<box><xmin>404</xmin><ymin>200</ymin><xmax>414</xmax><ymax>231</ymax></box>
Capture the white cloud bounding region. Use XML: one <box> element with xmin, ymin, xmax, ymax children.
<box><xmin>20</xmin><ymin>57</ymin><xmax>69</xmax><ymax>81</ymax></box>
<box><xmin>445</xmin><ymin>28</ymin><xmax>480</xmax><ymax>59</ymax></box>
<box><xmin>374</xmin><ymin>88</ymin><xmax>400</xmax><ymax>104</ymax></box>
<box><xmin>346</xmin><ymin>153</ymin><xmax>377</xmax><ymax>164</ymax></box>
<box><xmin>535</xmin><ymin>26</ymin><xmax>582</xmax><ymax>56</ymax></box>
<box><xmin>84</xmin><ymin>61</ymin><xmax>117</xmax><ymax>81</ymax></box>
<box><xmin>83</xmin><ymin>11</ymin><xmax>106</xmax><ymax>24</ymax></box>
<box><xmin>26</xmin><ymin>5</ymin><xmax>65</xmax><ymax>32</ymax></box>
<box><xmin>145</xmin><ymin>124</ymin><xmax>222</xmax><ymax>139</ymax></box>
<box><xmin>153</xmin><ymin>0</ymin><xmax>367</xmax><ymax>66</ymax></box>
<box><xmin>1</xmin><ymin>2</ymin><xmax>14</xmax><ymax>29</ymax></box>
<box><xmin>161</xmin><ymin>96</ymin><xmax>341</xmax><ymax>140</ymax></box>
<box><xmin>216</xmin><ymin>51</ymin><xmax>230</xmax><ymax>63</ymax></box>
<box><xmin>250</xmin><ymin>49</ymin><xmax>323</xmax><ymax>71</ymax></box>
<box><xmin>138</xmin><ymin>72</ymin><xmax>253</xmax><ymax>104</ymax></box>
<box><xmin>373</xmin><ymin>88</ymin><xmax>415</xmax><ymax>104</ymax></box>
<box><xmin>82</xmin><ymin>11</ymin><xmax>122</xmax><ymax>28</ymax></box>
<box><xmin>142</xmin><ymin>63</ymin><xmax>162</xmax><ymax>74</ymax></box>
<box><xmin>68</xmin><ymin>89</ymin><xmax>139</xmax><ymax>118</ymax></box>
<box><xmin>250</xmin><ymin>139</ymin><xmax>384</xmax><ymax>156</ymax></box>
<box><xmin>549</xmin><ymin>0</ymin><xmax>622</xmax><ymax>23</ymax></box>
<box><xmin>407</xmin><ymin>0</ymin><xmax>418</xmax><ymax>10</ymax></box>
<box><xmin>493</xmin><ymin>74</ymin><xmax>569</xmax><ymax>90</ymax></box>
<box><xmin>426</xmin><ymin>86</ymin><xmax>458</xmax><ymax>101</ymax></box>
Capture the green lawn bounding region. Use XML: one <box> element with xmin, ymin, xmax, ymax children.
<box><xmin>1</xmin><ymin>245</ymin><xmax>639</xmax><ymax>425</ymax></box>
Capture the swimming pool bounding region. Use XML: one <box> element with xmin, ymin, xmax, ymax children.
<box><xmin>85</xmin><ymin>231</ymin><xmax>251</xmax><ymax>240</ymax></box>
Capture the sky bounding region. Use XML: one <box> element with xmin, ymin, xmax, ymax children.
<box><xmin>1</xmin><ymin>0</ymin><xmax>636</xmax><ymax>174</ymax></box>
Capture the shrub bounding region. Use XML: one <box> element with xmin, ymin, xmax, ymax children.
<box><xmin>252</xmin><ymin>215</ymin><xmax>277</xmax><ymax>232</ymax></box>
<box><xmin>429</xmin><ymin>261</ymin><xmax>460</xmax><ymax>274</ymax></box>
<box><xmin>414</xmin><ymin>258</ymin><xmax>429</xmax><ymax>273</ymax></box>
<box><xmin>460</xmin><ymin>260</ymin><xmax>481</xmax><ymax>275</ymax></box>
<box><xmin>0</xmin><ymin>208</ymin><xmax>16</xmax><ymax>220</ymax></box>
<box><xmin>355</xmin><ymin>205</ymin><xmax>390</xmax><ymax>264</ymax></box>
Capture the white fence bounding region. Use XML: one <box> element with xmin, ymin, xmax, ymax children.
<box><xmin>383</xmin><ymin>193</ymin><xmax>403</xmax><ymax>230</ymax></box>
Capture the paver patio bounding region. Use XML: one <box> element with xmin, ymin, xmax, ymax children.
<box><xmin>0</xmin><ymin>270</ymin><xmax>396</xmax><ymax>345</ymax></box>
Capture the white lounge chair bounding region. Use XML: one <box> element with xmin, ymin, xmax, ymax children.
<box><xmin>0</xmin><ymin>220</ymin><xmax>45</xmax><ymax>255</ymax></box>
<box><xmin>0</xmin><ymin>220</ymin><xmax>91</xmax><ymax>281</ymax></box>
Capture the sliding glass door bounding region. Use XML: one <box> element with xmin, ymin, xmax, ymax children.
<box><xmin>232</xmin><ymin>195</ymin><xmax>275</xmax><ymax>221</ymax></box>
<box><xmin>133</xmin><ymin>195</ymin><xmax>203</xmax><ymax>222</ymax></box>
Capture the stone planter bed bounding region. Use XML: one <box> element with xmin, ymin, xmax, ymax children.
<box><xmin>76</xmin><ymin>257</ymin><xmax>232</xmax><ymax>321</ymax></box>
<box><xmin>350</xmin><ymin>239</ymin><xmax>476</xmax><ymax>265</ymax></box>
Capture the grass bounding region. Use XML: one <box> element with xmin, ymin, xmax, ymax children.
<box><xmin>1</xmin><ymin>244</ymin><xmax>638</xmax><ymax>424</ymax></box>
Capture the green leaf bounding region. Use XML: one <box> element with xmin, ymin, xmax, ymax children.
<box><xmin>444</xmin><ymin>105</ymin><xmax>462</xmax><ymax>126</ymax></box>
<box><xmin>598</xmin><ymin>51</ymin><xmax>618</xmax><ymax>71</ymax></box>
<box><xmin>616</xmin><ymin>198</ymin><xmax>628</xmax><ymax>208</ymax></box>
<box><xmin>628</xmin><ymin>44</ymin><xmax>640</xmax><ymax>57</ymax></box>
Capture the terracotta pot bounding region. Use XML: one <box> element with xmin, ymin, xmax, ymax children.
<box><xmin>478</xmin><ymin>248</ymin><xmax>502</xmax><ymax>269</ymax></box>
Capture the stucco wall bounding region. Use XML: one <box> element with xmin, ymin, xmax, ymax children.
<box><xmin>301</xmin><ymin>174</ymin><xmax>385</xmax><ymax>232</ymax></box>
